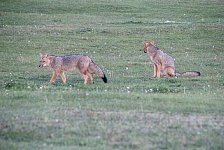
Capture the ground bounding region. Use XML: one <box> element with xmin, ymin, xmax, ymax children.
<box><xmin>0</xmin><ymin>0</ymin><xmax>224</xmax><ymax>149</ymax></box>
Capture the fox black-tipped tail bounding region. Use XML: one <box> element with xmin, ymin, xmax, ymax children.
<box><xmin>176</xmin><ymin>71</ymin><xmax>201</xmax><ymax>77</ymax></box>
<box><xmin>101</xmin><ymin>74</ymin><xmax>107</xmax><ymax>83</ymax></box>
<box><xmin>89</xmin><ymin>61</ymin><xmax>107</xmax><ymax>83</ymax></box>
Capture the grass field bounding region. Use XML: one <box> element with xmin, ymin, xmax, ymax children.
<box><xmin>1</xmin><ymin>0</ymin><xmax>224</xmax><ymax>149</ymax></box>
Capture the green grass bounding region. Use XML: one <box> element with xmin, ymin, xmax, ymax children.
<box><xmin>1</xmin><ymin>0</ymin><xmax>224</xmax><ymax>149</ymax></box>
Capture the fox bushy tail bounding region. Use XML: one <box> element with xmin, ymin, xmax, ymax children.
<box><xmin>89</xmin><ymin>61</ymin><xmax>107</xmax><ymax>83</ymax></box>
<box><xmin>175</xmin><ymin>71</ymin><xmax>201</xmax><ymax>77</ymax></box>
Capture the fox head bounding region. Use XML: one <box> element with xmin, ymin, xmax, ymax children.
<box><xmin>39</xmin><ymin>53</ymin><xmax>54</xmax><ymax>67</ymax></box>
<box><xmin>144</xmin><ymin>41</ymin><xmax>154</xmax><ymax>53</ymax></box>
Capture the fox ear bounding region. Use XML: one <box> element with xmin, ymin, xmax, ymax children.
<box><xmin>40</xmin><ymin>52</ymin><xmax>44</xmax><ymax>57</ymax></box>
<box><xmin>40</xmin><ymin>52</ymin><xmax>48</xmax><ymax>57</ymax></box>
<box><xmin>144</xmin><ymin>42</ymin><xmax>146</xmax><ymax>46</ymax></box>
<box><xmin>144</xmin><ymin>42</ymin><xmax>148</xmax><ymax>47</ymax></box>
<box><xmin>150</xmin><ymin>41</ymin><xmax>155</xmax><ymax>45</ymax></box>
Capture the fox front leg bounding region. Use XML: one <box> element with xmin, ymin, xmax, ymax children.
<box><xmin>86</xmin><ymin>71</ymin><xmax>94</xmax><ymax>84</ymax></box>
<box><xmin>153</xmin><ymin>64</ymin><xmax>157</xmax><ymax>77</ymax></box>
<box><xmin>156</xmin><ymin>64</ymin><xmax>161</xmax><ymax>78</ymax></box>
<box><xmin>50</xmin><ymin>71</ymin><xmax>58</xmax><ymax>83</ymax></box>
<box><xmin>60</xmin><ymin>72</ymin><xmax>67</xmax><ymax>84</ymax></box>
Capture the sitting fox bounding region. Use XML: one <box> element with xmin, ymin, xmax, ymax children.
<box><xmin>39</xmin><ymin>53</ymin><xmax>107</xmax><ymax>85</ymax></box>
<box><xmin>144</xmin><ymin>41</ymin><xmax>201</xmax><ymax>78</ymax></box>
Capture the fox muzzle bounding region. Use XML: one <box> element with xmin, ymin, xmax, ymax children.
<box><xmin>144</xmin><ymin>49</ymin><xmax>147</xmax><ymax>53</ymax></box>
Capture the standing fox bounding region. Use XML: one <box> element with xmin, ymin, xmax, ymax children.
<box><xmin>39</xmin><ymin>53</ymin><xmax>107</xmax><ymax>85</ymax></box>
<box><xmin>144</xmin><ymin>41</ymin><xmax>201</xmax><ymax>78</ymax></box>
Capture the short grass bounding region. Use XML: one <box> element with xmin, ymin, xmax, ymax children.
<box><xmin>1</xmin><ymin>0</ymin><xmax>224</xmax><ymax>149</ymax></box>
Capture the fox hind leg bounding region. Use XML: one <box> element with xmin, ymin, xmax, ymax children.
<box><xmin>82</xmin><ymin>73</ymin><xmax>89</xmax><ymax>85</ymax></box>
<box><xmin>166</xmin><ymin>67</ymin><xmax>175</xmax><ymax>77</ymax></box>
<box><xmin>80</xmin><ymin>68</ymin><xmax>89</xmax><ymax>85</ymax></box>
<box><xmin>78</xmin><ymin>60</ymin><xmax>91</xmax><ymax>85</ymax></box>
<box><xmin>160</xmin><ymin>67</ymin><xmax>175</xmax><ymax>78</ymax></box>
<box><xmin>86</xmin><ymin>71</ymin><xmax>94</xmax><ymax>84</ymax></box>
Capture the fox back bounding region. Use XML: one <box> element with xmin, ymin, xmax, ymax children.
<box><xmin>59</xmin><ymin>54</ymin><xmax>89</xmax><ymax>72</ymax></box>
